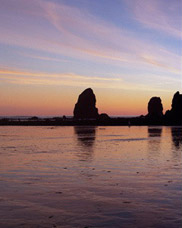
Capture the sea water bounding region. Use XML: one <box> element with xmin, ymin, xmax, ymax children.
<box><xmin>0</xmin><ymin>126</ymin><xmax>181</xmax><ymax>228</ymax></box>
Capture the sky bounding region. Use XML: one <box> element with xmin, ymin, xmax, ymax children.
<box><xmin>0</xmin><ymin>0</ymin><xmax>181</xmax><ymax>116</ymax></box>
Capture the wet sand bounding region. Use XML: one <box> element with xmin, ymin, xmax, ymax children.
<box><xmin>0</xmin><ymin>126</ymin><xmax>182</xmax><ymax>228</ymax></box>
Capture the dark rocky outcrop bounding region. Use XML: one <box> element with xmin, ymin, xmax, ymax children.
<box><xmin>98</xmin><ymin>113</ymin><xmax>111</xmax><ymax>122</ymax></box>
<box><xmin>28</xmin><ymin>116</ymin><xmax>39</xmax><ymax>121</ymax></box>
<box><xmin>73</xmin><ymin>88</ymin><xmax>99</xmax><ymax>119</ymax></box>
<box><xmin>147</xmin><ymin>97</ymin><xmax>163</xmax><ymax>118</ymax></box>
<box><xmin>165</xmin><ymin>91</ymin><xmax>182</xmax><ymax>124</ymax></box>
<box><xmin>170</xmin><ymin>91</ymin><xmax>182</xmax><ymax>118</ymax></box>
<box><xmin>145</xmin><ymin>97</ymin><xmax>163</xmax><ymax>124</ymax></box>
<box><xmin>98</xmin><ymin>113</ymin><xmax>110</xmax><ymax>121</ymax></box>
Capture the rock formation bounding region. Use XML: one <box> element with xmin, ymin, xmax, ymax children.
<box><xmin>165</xmin><ymin>91</ymin><xmax>182</xmax><ymax>122</ymax></box>
<box><xmin>171</xmin><ymin>91</ymin><xmax>182</xmax><ymax>118</ymax></box>
<box><xmin>73</xmin><ymin>88</ymin><xmax>99</xmax><ymax>119</ymax></box>
<box><xmin>98</xmin><ymin>113</ymin><xmax>110</xmax><ymax>121</ymax></box>
<box><xmin>147</xmin><ymin>97</ymin><xmax>163</xmax><ymax>118</ymax></box>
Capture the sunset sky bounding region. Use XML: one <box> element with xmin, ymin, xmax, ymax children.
<box><xmin>0</xmin><ymin>0</ymin><xmax>181</xmax><ymax>116</ymax></box>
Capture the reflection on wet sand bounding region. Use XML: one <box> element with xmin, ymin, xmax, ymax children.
<box><xmin>0</xmin><ymin>126</ymin><xmax>181</xmax><ymax>228</ymax></box>
<box><xmin>74</xmin><ymin>126</ymin><xmax>97</xmax><ymax>147</ymax></box>
<box><xmin>74</xmin><ymin>126</ymin><xmax>97</xmax><ymax>160</ymax></box>
<box><xmin>147</xmin><ymin>127</ymin><xmax>162</xmax><ymax>159</ymax></box>
<box><xmin>148</xmin><ymin>127</ymin><xmax>162</xmax><ymax>137</ymax></box>
<box><xmin>171</xmin><ymin>127</ymin><xmax>182</xmax><ymax>149</ymax></box>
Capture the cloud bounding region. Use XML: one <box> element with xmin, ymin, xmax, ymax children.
<box><xmin>22</xmin><ymin>53</ymin><xmax>70</xmax><ymax>63</ymax></box>
<box><xmin>0</xmin><ymin>67</ymin><xmax>179</xmax><ymax>93</ymax></box>
<box><xmin>129</xmin><ymin>0</ymin><xmax>182</xmax><ymax>39</ymax></box>
<box><xmin>140</xmin><ymin>54</ymin><xmax>181</xmax><ymax>75</ymax></box>
<box><xmin>42</xmin><ymin>0</ymin><xmax>181</xmax><ymax>73</ymax></box>
<box><xmin>0</xmin><ymin>0</ymin><xmax>181</xmax><ymax>76</ymax></box>
<box><xmin>0</xmin><ymin>68</ymin><xmax>123</xmax><ymax>89</ymax></box>
<box><xmin>0</xmin><ymin>68</ymin><xmax>121</xmax><ymax>81</ymax></box>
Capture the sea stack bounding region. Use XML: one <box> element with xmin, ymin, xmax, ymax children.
<box><xmin>165</xmin><ymin>91</ymin><xmax>182</xmax><ymax>122</ymax></box>
<box><xmin>73</xmin><ymin>88</ymin><xmax>99</xmax><ymax>119</ymax></box>
<box><xmin>147</xmin><ymin>97</ymin><xmax>163</xmax><ymax>118</ymax></box>
<box><xmin>171</xmin><ymin>91</ymin><xmax>182</xmax><ymax>118</ymax></box>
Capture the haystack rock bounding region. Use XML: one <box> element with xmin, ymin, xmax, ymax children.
<box><xmin>165</xmin><ymin>91</ymin><xmax>182</xmax><ymax>120</ymax></box>
<box><xmin>73</xmin><ymin>88</ymin><xmax>99</xmax><ymax>119</ymax></box>
<box><xmin>147</xmin><ymin>97</ymin><xmax>163</xmax><ymax>118</ymax></box>
<box><xmin>171</xmin><ymin>91</ymin><xmax>182</xmax><ymax>118</ymax></box>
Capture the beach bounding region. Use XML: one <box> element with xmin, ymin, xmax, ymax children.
<box><xmin>0</xmin><ymin>126</ymin><xmax>181</xmax><ymax>228</ymax></box>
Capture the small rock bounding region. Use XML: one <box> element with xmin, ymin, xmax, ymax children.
<box><xmin>55</xmin><ymin>192</ymin><xmax>62</xmax><ymax>194</ymax></box>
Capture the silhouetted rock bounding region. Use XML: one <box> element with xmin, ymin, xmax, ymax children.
<box><xmin>171</xmin><ymin>91</ymin><xmax>182</xmax><ymax>118</ymax></box>
<box><xmin>165</xmin><ymin>91</ymin><xmax>182</xmax><ymax>124</ymax></box>
<box><xmin>63</xmin><ymin>115</ymin><xmax>67</xmax><ymax>120</ymax></box>
<box><xmin>145</xmin><ymin>97</ymin><xmax>163</xmax><ymax>125</ymax></box>
<box><xmin>98</xmin><ymin>113</ymin><xmax>110</xmax><ymax>121</ymax></box>
<box><xmin>74</xmin><ymin>88</ymin><xmax>99</xmax><ymax>119</ymax></box>
<box><xmin>147</xmin><ymin>97</ymin><xmax>163</xmax><ymax>118</ymax></box>
<box><xmin>29</xmin><ymin>116</ymin><xmax>39</xmax><ymax>121</ymax></box>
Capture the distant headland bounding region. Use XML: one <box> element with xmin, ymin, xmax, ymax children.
<box><xmin>0</xmin><ymin>88</ymin><xmax>182</xmax><ymax>126</ymax></box>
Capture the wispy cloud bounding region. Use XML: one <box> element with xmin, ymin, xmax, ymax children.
<box><xmin>129</xmin><ymin>0</ymin><xmax>182</xmax><ymax>39</ymax></box>
<box><xmin>0</xmin><ymin>68</ymin><xmax>123</xmax><ymax>89</ymax></box>
<box><xmin>0</xmin><ymin>0</ymin><xmax>181</xmax><ymax>76</ymax></box>
<box><xmin>0</xmin><ymin>68</ymin><xmax>121</xmax><ymax>80</ymax></box>
<box><xmin>140</xmin><ymin>54</ymin><xmax>181</xmax><ymax>75</ymax></box>
<box><xmin>22</xmin><ymin>53</ymin><xmax>70</xmax><ymax>63</ymax></box>
<box><xmin>0</xmin><ymin>68</ymin><xmax>178</xmax><ymax>93</ymax></box>
<box><xmin>43</xmin><ymin>0</ymin><xmax>181</xmax><ymax>73</ymax></box>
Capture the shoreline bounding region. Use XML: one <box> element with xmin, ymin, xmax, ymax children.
<box><xmin>0</xmin><ymin>117</ymin><xmax>181</xmax><ymax>126</ymax></box>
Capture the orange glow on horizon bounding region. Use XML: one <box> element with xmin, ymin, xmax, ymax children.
<box><xmin>0</xmin><ymin>85</ymin><xmax>172</xmax><ymax>117</ymax></box>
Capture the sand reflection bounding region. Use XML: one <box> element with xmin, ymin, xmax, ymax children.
<box><xmin>148</xmin><ymin>127</ymin><xmax>162</xmax><ymax>137</ymax></box>
<box><xmin>0</xmin><ymin>126</ymin><xmax>181</xmax><ymax>228</ymax></box>
<box><xmin>171</xmin><ymin>127</ymin><xmax>182</xmax><ymax>154</ymax></box>
<box><xmin>74</xmin><ymin>126</ymin><xmax>97</xmax><ymax>160</ymax></box>
<box><xmin>147</xmin><ymin>127</ymin><xmax>162</xmax><ymax>159</ymax></box>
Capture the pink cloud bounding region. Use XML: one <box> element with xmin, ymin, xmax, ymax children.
<box><xmin>0</xmin><ymin>0</ymin><xmax>181</xmax><ymax>75</ymax></box>
<box><xmin>130</xmin><ymin>0</ymin><xmax>182</xmax><ymax>39</ymax></box>
<box><xmin>0</xmin><ymin>67</ymin><xmax>179</xmax><ymax>93</ymax></box>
